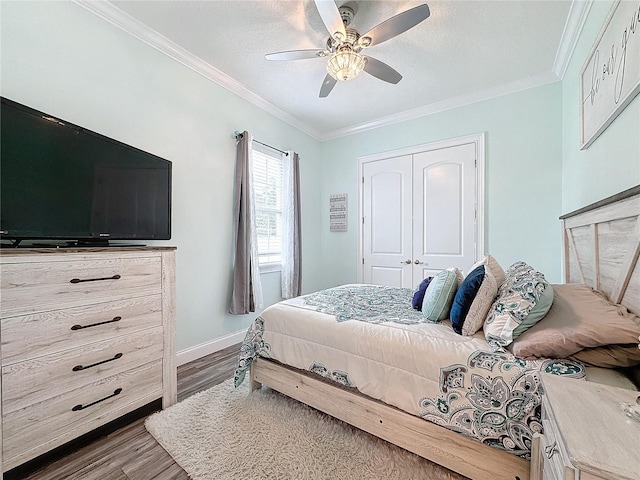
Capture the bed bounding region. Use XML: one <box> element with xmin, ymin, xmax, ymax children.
<box><xmin>234</xmin><ymin>185</ymin><xmax>640</xmax><ymax>480</ymax></box>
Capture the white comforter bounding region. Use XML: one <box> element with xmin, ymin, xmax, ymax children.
<box><xmin>234</xmin><ymin>284</ymin><xmax>585</xmax><ymax>458</ymax></box>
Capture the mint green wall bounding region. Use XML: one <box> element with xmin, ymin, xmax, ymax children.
<box><xmin>0</xmin><ymin>1</ymin><xmax>324</xmax><ymax>351</ymax></box>
<box><xmin>318</xmin><ymin>83</ymin><xmax>564</xmax><ymax>286</ymax></box>
<box><xmin>561</xmin><ymin>1</ymin><xmax>640</xmax><ymax>212</ymax></box>
<box><xmin>6</xmin><ymin>1</ymin><xmax>633</xmax><ymax>354</ymax></box>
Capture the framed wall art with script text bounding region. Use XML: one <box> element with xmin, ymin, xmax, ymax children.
<box><xmin>580</xmin><ymin>0</ymin><xmax>640</xmax><ymax>150</ymax></box>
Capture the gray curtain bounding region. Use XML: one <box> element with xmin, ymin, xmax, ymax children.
<box><xmin>230</xmin><ymin>131</ymin><xmax>263</xmax><ymax>314</ymax></box>
<box><xmin>282</xmin><ymin>151</ymin><xmax>302</xmax><ymax>299</ymax></box>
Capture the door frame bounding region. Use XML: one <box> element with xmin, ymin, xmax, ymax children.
<box><xmin>357</xmin><ymin>132</ymin><xmax>486</xmax><ymax>283</ymax></box>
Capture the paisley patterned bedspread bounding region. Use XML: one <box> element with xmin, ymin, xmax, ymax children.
<box><xmin>234</xmin><ymin>284</ymin><xmax>585</xmax><ymax>458</ymax></box>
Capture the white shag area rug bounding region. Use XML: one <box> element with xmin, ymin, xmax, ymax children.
<box><xmin>145</xmin><ymin>378</ymin><xmax>468</xmax><ymax>480</ymax></box>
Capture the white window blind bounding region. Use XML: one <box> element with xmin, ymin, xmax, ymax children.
<box><xmin>252</xmin><ymin>147</ymin><xmax>283</xmax><ymax>266</ymax></box>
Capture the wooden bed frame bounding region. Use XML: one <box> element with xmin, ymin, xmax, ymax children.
<box><xmin>561</xmin><ymin>185</ymin><xmax>640</xmax><ymax>315</ymax></box>
<box><xmin>250</xmin><ymin>185</ymin><xmax>640</xmax><ymax>480</ymax></box>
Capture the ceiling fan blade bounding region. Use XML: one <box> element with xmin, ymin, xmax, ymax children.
<box><xmin>314</xmin><ymin>0</ymin><xmax>346</xmax><ymax>40</ymax></box>
<box><xmin>363</xmin><ymin>56</ymin><xmax>402</xmax><ymax>84</ymax></box>
<box><xmin>319</xmin><ymin>74</ymin><xmax>337</xmax><ymax>98</ymax></box>
<box><xmin>265</xmin><ymin>49</ymin><xmax>327</xmax><ymax>61</ymax></box>
<box><xmin>361</xmin><ymin>4</ymin><xmax>430</xmax><ymax>47</ymax></box>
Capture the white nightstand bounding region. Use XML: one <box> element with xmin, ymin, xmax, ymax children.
<box><xmin>530</xmin><ymin>373</ymin><xmax>640</xmax><ymax>480</ymax></box>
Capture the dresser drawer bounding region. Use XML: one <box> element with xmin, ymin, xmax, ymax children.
<box><xmin>0</xmin><ymin>247</ymin><xmax>176</xmax><ymax>472</ymax></box>
<box><xmin>2</xmin><ymin>326</ymin><xmax>164</xmax><ymax>413</ymax></box>
<box><xmin>2</xmin><ymin>295</ymin><xmax>162</xmax><ymax>364</ymax></box>
<box><xmin>0</xmin><ymin>255</ymin><xmax>161</xmax><ymax>317</ymax></box>
<box><xmin>2</xmin><ymin>359</ymin><xmax>163</xmax><ymax>465</ymax></box>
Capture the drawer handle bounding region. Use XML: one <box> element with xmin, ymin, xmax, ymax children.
<box><xmin>544</xmin><ymin>441</ymin><xmax>559</xmax><ymax>459</ymax></box>
<box><xmin>72</xmin><ymin>388</ymin><xmax>122</xmax><ymax>411</ymax></box>
<box><xmin>73</xmin><ymin>352</ymin><xmax>123</xmax><ymax>371</ymax></box>
<box><xmin>70</xmin><ymin>274</ymin><xmax>121</xmax><ymax>284</ymax></box>
<box><xmin>71</xmin><ymin>316</ymin><xmax>122</xmax><ymax>330</ymax></box>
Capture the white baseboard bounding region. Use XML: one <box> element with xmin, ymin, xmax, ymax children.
<box><xmin>176</xmin><ymin>330</ymin><xmax>245</xmax><ymax>366</ymax></box>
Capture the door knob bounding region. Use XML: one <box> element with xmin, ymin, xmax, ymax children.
<box><xmin>401</xmin><ymin>259</ymin><xmax>411</xmax><ymax>264</ymax></box>
<box><xmin>414</xmin><ymin>260</ymin><xmax>425</xmax><ymax>265</ymax></box>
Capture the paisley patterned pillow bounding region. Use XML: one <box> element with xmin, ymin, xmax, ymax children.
<box><xmin>484</xmin><ymin>261</ymin><xmax>551</xmax><ymax>351</ymax></box>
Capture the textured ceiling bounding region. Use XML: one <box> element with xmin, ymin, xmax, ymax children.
<box><xmin>109</xmin><ymin>0</ymin><xmax>572</xmax><ymax>138</ymax></box>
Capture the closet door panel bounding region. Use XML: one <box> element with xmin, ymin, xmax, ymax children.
<box><xmin>362</xmin><ymin>155</ymin><xmax>413</xmax><ymax>288</ymax></box>
<box><xmin>413</xmin><ymin>143</ymin><xmax>477</xmax><ymax>283</ymax></box>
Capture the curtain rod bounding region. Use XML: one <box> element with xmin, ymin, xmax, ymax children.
<box><xmin>234</xmin><ymin>131</ymin><xmax>288</xmax><ymax>156</ymax></box>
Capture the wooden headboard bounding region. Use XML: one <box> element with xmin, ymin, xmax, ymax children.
<box><xmin>561</xmin><ymin>185</ymin><xmax>640</xmax><ymax>317</ymax></box>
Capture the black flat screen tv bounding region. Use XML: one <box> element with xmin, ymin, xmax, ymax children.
<box><xmin>1</xmin><ymin>97</ymin><xmax>172</xmax><ymax>247</ymax></box>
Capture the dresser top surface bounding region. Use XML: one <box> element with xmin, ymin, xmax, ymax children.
<box><xmin>0</xmin><ymin>246</ymin><xmax>176</xmax><ymax>255</ymax></box>
<box><xmin>542</xmin><ymin>373</ymin><xmax>640</xmax><ymax>480</ymax></box>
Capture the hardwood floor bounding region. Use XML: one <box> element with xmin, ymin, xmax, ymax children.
<box><xmin>6</xmin><ymin>343</ymin><xmax>241</xmax><ymax>480</ymax></box>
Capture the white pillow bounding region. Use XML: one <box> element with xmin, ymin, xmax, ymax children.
<box><xmin>469</xmin><ymin>254</ymin><xmax>505</xmax><ymax>285</ymax></box>
<box><xmin>459</xmin><ymin>255</ymin><xmax>504</xmax><ymax>335</ymax></box>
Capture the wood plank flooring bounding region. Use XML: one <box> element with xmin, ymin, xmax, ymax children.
<box><xmin>6</xmin><ymin>343</ymin><xmax>241</xmax><ymax>480</ymax></box>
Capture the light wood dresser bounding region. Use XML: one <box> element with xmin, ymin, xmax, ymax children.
<box><xmin>531</xmin><ymin>373</ymin><xmax>640</xmax><ymax>480</ymax></box>
<box><xmin>0</xmin><ymin>246</ymin><xmax>176</xmax><ymax>474</ymax></box>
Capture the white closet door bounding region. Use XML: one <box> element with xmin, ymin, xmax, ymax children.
<box><xmin>412</xmin><ymin>143</ymin><xmax>477</xmax><ymax>285</ymax></box>
<box><xmin>361</xmin><ymin>139</ymin><xmax>479</xmax><ymax>288</ymax></box>
<box><xmin>362</xmin><ymin>155</ymin><xmax>413</xmax><ymax>288</ymax></box>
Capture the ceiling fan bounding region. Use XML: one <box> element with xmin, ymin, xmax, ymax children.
<box><xmin>265</xmin><ymin>0</ymin><xmax>430</xmax><ymax>98</ymax></box>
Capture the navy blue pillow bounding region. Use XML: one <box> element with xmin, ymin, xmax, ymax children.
<box><xmin>411</xmin><ymin>277</ymin><xmax>433</xmax><ymax>310</ymax></box>
<box><xmin>450</xmin><ymin>266</ymin><xmax>485</xmax><ymax>334</ymax></box>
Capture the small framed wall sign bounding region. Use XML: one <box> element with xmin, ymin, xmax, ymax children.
<box><xmin>580</xmin><ymin>0</ymin><xmax>640</xmax><ymax>149</ymax></box>
<box><xmin>330</xmin><ymin>194</ymin><xmax>348</xmax><ymax>232</ymax></box>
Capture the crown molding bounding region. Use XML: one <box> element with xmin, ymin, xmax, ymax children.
<box><xmin>72</xmin><ymin>0</ymin><xmax>323</xmax><ymax>140</ymax></box>
<box><xmin>553</xmin><ymin>0</ymin><xmax>593</xmax><ymax>79</ymax></box>
<box><xmin>319</xmin><ymin>71</ymin><xmax>561</xmax><ymax>141</ymax></box>
<box><xmin>74</xmin><ymin>0</ymin><xmax>574</xmax><ymax>144</ymax></box>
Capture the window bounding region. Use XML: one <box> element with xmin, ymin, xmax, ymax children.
<box><xmin>252</xmin><ymin>146</ymin><xmax>283</xmax><ymax>268</ymax></box>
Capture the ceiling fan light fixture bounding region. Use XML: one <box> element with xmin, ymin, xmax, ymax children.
<box><xmin>327</xmin><ymin>50</ymin><xmax>366</xmax><ymax>82</ymax></box>
<box><xmin>266</xmin><ymin>1</ymin><xmax>431</xmax><ymax>97</ymax></box>
<box><xmin>357</xmin><ymin>36</ymin><xmax>372</xmax><ymax>48</ymax></box>
<box><xmin>333</xmin><ymin>31</ymin><xmax>345</xmax><ymax>42</ymax></box>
